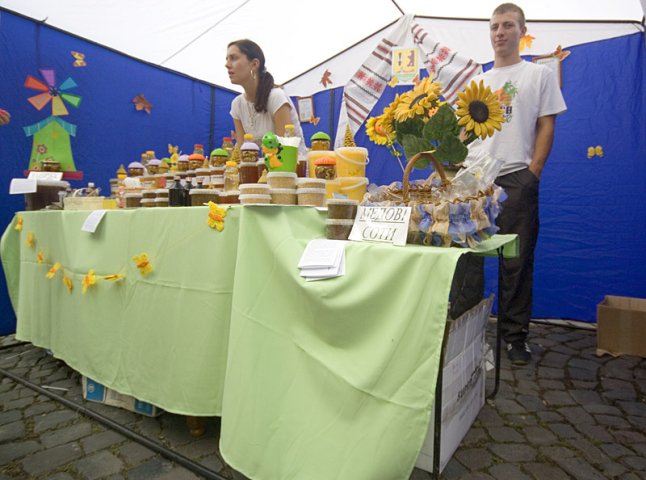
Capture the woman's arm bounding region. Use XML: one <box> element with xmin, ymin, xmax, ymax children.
<box><xmin>272</xmin><ymin>104</ymin><xmax>292</xmax><ymax>136</ymax></box>
<box><xmin>233</xmin><ymin>118</ymin><xmax>246</xmax><ymax>145</ymax></box>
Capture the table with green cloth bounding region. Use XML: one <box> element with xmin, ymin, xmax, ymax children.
<box><xmin>1</xmin><ymin>205</ymin><xmax>517</xmax><ymax>480</ymax></box>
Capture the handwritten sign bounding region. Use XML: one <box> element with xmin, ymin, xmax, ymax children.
<box><xmin>349</xmin><ymin>206</ymin><xmax>411</xmax><ymax>246</ymax></box>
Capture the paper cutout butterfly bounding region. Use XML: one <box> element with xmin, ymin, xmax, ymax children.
<box><xmin>71</xmin><ymin>51</ymin><xmax>86</xmax><ymax>67</ymax></box>
<box><xmin>133</xmin><ymin>94</ymin><xmax>152</xmax><ymax>114</ymax></box>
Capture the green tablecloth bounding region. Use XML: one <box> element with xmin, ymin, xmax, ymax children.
<box><xmin>1</xmin><ymin>205</ymin><xmax>516</xmax><ymax>479</ymax></box>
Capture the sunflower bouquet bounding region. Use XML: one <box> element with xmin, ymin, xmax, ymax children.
<box><xmin>364</xmin><ymin>78</ymin><xmax>507</xmax><ymax>247</ymax></box>
<box><xmin>366</xmin><ymin>78</ymin><xmax>503</xmax><ymax>170</ymax></box>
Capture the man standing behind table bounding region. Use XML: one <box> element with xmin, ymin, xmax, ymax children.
<box><xmin>469</xmin><ymin>3</ymin><xmax>566</xmax><ymax>365</ymax></box>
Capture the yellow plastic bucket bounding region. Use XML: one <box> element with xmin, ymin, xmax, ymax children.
<box><xmin>338</xmin><ymin>177</ymin><xmax>368</xmax><ymax>202</ymax></box>
<box><xmin>307</xmin><ymin>150</ymin><xmax>335</xmax><ymax>178</ymax></box>
<box><xmin>335</xmin><ymin>147</ymin><xmax>369</xmax><ymax>177</ymax></box>
<box><xmin>325</xmin><ymin>179</ymin><xmax>342</xmax><ymax>199</ymax></box>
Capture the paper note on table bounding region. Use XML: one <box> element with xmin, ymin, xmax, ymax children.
<box><xmin>299</xmin><ymin>239</ymin><xmax>346</xmax><ymax>280</ymax></box>
<box><xmin>81</xmin><ymin>210</ymin><xmax>108</xmax><ymax>233</ymax></box>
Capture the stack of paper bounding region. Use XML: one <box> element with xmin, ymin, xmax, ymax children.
<box><xmin>298</xmin><ymin>239</ymin><xmax>346</xmax><ymax>281</ymax></box>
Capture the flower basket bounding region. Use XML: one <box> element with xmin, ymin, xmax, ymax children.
<box><xmin>362</xmin><ymin>151</ymin><xmax>505</xmax><ymax>248</ymax></box>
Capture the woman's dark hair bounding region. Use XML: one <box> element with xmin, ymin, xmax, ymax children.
<box><xmin>228</xmin><ymin>39</ymin><xmax>275</xmax><ymax>113</ymax></box>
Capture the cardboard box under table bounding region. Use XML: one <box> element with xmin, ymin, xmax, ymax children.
<box><xmin>416</xmin><ymin>295</ymin><xmax>493</xmax><ymax>474</ymax></box>
<box><xmin>82</xmin><ymin>376</ymin><xmax>163</xmax><ymax>417</ymax></box>
<box><xmin>597</xmin><ymin>295</ymin><xmax>646</xmax><ymax>358</ymax></box>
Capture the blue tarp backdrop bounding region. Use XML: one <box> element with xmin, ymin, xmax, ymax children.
<box><xmin>1</xmin><ymin>9</ymin><xmax>645</xmax><ymax>333</ymax></box>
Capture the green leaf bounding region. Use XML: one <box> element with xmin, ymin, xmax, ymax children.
<box><xmin>395</xmin><ymin>118</ymin><xmax>424</xmax><ymax>144</ymax></box>
<box><xmin>423</xmin><ymin>104</ymin><xmax>458</xmax><ymax>141</ymax></box>
<box><xmin>434</xmin><ymin>134</ymin><xmax>468</xmax><ymax>165</ymax></box>
<box><xmin>401</xmin><ymin>134</ymin><xmax>431</xmax><ymax>168</ymax></box>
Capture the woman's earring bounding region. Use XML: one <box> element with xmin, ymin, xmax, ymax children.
<box><xmin>251</xmin><ymin>70</ymin><xmax>256</xmax><ymax>80</ymax></box>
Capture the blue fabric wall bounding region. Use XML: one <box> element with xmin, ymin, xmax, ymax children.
<box><xmin>0</xmin><ymin>10</ymin><xmax>236</xmax><ymax>334</ymax></box>
<box><xmin>1</xmin><ymin>8</ymin><xmax>644</xmax><ymax>332</ymax></box>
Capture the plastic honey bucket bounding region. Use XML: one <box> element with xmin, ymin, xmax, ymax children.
<box><xmin>325</xmin><ymin>178</ymin><xmax>342</xmax><ymax>199</ymax></box>
<box><xmin>335</xmin><ymin>147</ymin><xmax>369</xmax><ymax>177</ymax></box>
<box><xmin>338</xmin><ymin>177</ymin><xmax>368</xmax><ymax>202</ymax></box>
<box><xmin>307</xmin><ymin>150</ymin><xmax>335</xmax><ymax>178</ymax></box>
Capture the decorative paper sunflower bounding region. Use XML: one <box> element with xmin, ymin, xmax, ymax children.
<box><xmin>366</xmin><ymin>115</ymin><xmax>396</xmax><ymax>146</ymax></box>
<box><xmin>46</xmin><ymin>262</ymin><xmax>61</xmax><ymax>279</ymax></box>
<box><xmin>63</xmin><ymin>275</ymin><xmax>74</xmax><ymax>293</ymax></box>
<box><xmin>103</xmin><ymin>273</ymin><xmax>126</xmax><ymax>281</ymax></box>
<box><xmin>82</xmin><ymin>270</ymin><xmax>97</xmax><ymax>294</ymax></box>
<box><xmin>456</xmin><ymin>80</ymin><xmax>504</xmax><ymax>140</ymax></box>
<box><xmin>133</xmin><ymin>253</ymin><xmax>153</xmax><ymax>276</ymax></box>
<box><xmin>207</xmin><ymin>202</ymin><xmax>227</xmax><ymax>231</ymax></box>
<box><xmin>26</xmin><ymin>232</ymin><xmax>35</xmax><ymax>248</ymax></box>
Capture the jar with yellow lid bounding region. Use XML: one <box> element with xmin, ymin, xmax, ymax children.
<box><xmin>224</xmin><ymin>160</ymin><xmax>240</xmax><ymax>192</ymax></box>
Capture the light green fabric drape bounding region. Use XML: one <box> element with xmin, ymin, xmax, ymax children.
<box><xmin>1</xmin><ymin>205</ymin><xmax>516</xmax><ymax>479</ymax></box>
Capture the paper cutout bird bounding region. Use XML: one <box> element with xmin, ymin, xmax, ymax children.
<box><xmin>71</xmin><ymin>51</ymin><xmax>86</xmax><ymax>67</ymax></box>
<box><xmin>309</xmin><ymin>115</ymin><xmax>320</xmax><ymax>126</ymax></box>
<box><xmin>320</xmin><ymin>69</ymin><xmax>333</xmax><ymax>88</ymax></box>
<box><xmin>133</xmin><ymin>94</ymin><xmax>152</xmax><ymax>114</ymax></box>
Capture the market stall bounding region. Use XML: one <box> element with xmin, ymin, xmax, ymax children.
<box><xmin>1</xmin><ymin>204</ymin><xmax>516</xmax><ymax>478</ymax></box>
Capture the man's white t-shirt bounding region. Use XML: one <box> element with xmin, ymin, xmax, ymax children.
<box><xmin>230</xmin><ymin>87</ymin><xmax>306</xmax><ymax>154</ymax></box>
<box><xmin>469</xmin><ymin>61</ymin><xmax>567</xmax><ymax>176</ymax></box>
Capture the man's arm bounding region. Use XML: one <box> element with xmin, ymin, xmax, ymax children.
<box><xmin>528</xmin><ymin>114</ymin><xmax>556</xmax><ymax>179</ymax></box>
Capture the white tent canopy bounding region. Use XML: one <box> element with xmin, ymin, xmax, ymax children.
<box><xmin>1</xmin><ymin>0</ymin><xmax>644</xmax><ymax>96</ymax></box>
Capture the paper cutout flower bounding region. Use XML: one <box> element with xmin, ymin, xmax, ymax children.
<box><xmin>63</xmin><ymin>275</ymin><xmax>74</xmax><ymax>293</ymax></box>
<box><xmin>207</xmin><ymin>202</ymin><xmax>227</xmax><ymax>231</ymax></box>
<box><xmin>82</xmin><ymin>269</ymin><xmax>96</xmax><ymax>294</ymax></box>
<box><xmin>103</xmin><ymin>273</ymin><xmax>125</xmax><ymax>281</ymax></box>
<box><xmin>133</xmin><ymin>253</ymin><xmax>153</xmax><ymax>276</ymax></box>
<box><xmin>26</xmin><ymin>232</ymin><xmax>35</xmax><ymax>248</ymax></box>
<box><xmin>37</xmin><ymin>250</ymin><xmax>45</xmax><ymax>264</ymax></box>
<box><xmin>133</xmin><ymin>94</ymin><xmax>152</xmax><ymax>114</ymax></box>
<box><xmin>46</xmin><ymin>262</ymin><xmax>61</xmax><ymax>279</ymax></box>
<box><xmin>14</xmin><ymin>215</ymin><xmax>23</xmax><ymax>231</ymax></box>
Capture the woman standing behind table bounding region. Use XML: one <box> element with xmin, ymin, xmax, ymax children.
<box><xmin>226</xmin><ymin>39</ymin><xmax>305</xmax><ymax>153</ymax></box>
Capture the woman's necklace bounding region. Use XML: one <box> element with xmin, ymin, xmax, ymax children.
<box><xmin>246</xmin><ymin>99</ymin><xmax>257</xmax><ymax>128</ymax></box>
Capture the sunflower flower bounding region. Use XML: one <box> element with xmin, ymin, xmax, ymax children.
<box><xmin>63</xmin><ymin>275</ymin><xmax>74</xmax><ymax>294</ymax></box>
<box><xmin>14</xmin><ymin>215</ymin><xmax>23</xmax><ymax>231</ymax></box>
<box><xmin>456</xmin><ymin>80</ymin><xmax>504</xmax><ymax>140</ymax></box>
<box><xmin>82</xmin><ymin>269</ymin><xmax>96</xmax><ymax>294</ymax></box>
<box><xmin>133</xmin><ymin>253</ymin><xmax>153</xmax><ymax>276</ymax></box>
<box><xmin>46</xmin><ymin>262</ymin><xmax>61</xmax><ymax>279</ymax></box>
<box><xmin>207</xmin><ymin>202</ymin><xmax>227</xmax><ymax>231</ymax></box>
<box><xmin>366</xmin><ymin>115</ymin><xmax>395</xmax><ymax>146</ymax></box>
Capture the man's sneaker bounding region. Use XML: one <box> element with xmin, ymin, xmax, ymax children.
<box><xmin>507</xmin><ymin>341</ymin><xmax>531</xmax><ymax>365</ymax></box>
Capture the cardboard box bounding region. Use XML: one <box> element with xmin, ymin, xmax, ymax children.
<box><xmin>597</xmin><ymin>295</ymin><xmax>646</xmax><ymax>358</ymax></box>
<box><xmin>415</xmin><ymin>295</ymin><xmax>493</xmax><ymax>474</ymax></box>
<box><xmin>82</xmin><ymin>376</ymin><xmax>163</xmax><ymax>417</ymax></box>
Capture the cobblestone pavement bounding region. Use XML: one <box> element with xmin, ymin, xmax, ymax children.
<box><xmin>1</xmin><ymin>321</ymin><xmax>645</xmax><ymax>480</ymax></box>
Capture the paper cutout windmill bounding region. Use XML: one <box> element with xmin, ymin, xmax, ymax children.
<box><xmin>23</xmin><ymin>68</ymin><xmax>83</xmax><ymax>176</ymax></box>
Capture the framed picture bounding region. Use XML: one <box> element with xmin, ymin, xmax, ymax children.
<box><xmin>297</xmin><ymin>96</ymin><xmax>314</xmax><ymax>123</ymax></box>
<box><xmin>532</xmin><ymin>54</ymin><xmax>562</xmax><ymax>88</ymax></box>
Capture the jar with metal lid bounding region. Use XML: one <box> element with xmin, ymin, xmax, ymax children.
<box><xmin>314</xmin><ymin>156</ymin><xmax>337</xmax><ymax>180</ymax></box>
